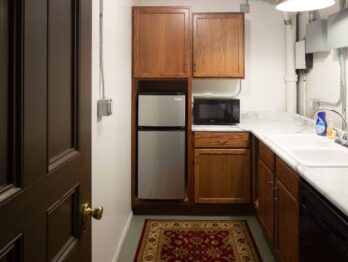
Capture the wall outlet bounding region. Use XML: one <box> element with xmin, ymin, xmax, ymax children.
<box><xmin>97</xmin><ymin>98</ymin><xmax>113</xmax><ymax>118</ymax></box>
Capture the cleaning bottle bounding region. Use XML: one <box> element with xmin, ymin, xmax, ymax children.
<box><xmin>326</xmin><ymin>118</ymin><xmax>336</xmax><ymax>140</ymax></box>
<box><xmin>316</xmin><ymin>111</ymin><xmax>327</xmax><ymax>136</ymax></box>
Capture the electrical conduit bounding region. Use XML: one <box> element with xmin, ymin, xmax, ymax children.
<box><xmin>284</xmin><ymin>13</ymin><xmax>298</xmax><ymax>113</ymax></box>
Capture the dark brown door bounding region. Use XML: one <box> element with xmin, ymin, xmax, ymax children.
<box><xmin>0</xmin><ymin>0</ymin><xmax>94</xmax><ymax>261</ymax></box>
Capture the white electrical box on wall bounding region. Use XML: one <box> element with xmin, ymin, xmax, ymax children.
<box><xmin>296</xmin><ymin>40</ymin><xmax>306</xmax><ymax>70</ymax></box>
<box><xmin>328</xmin><ymin>8</ymin><xmax>348</xmax><ymax>49</ymax></box>
<box><xmin>305</xmin><ymin>20</ymin><xmax>328</xmax><ymax>53</ymax></box>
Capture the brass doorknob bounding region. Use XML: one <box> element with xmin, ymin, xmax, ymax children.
<box><xmin>81</xmin><ymin>203</ymin><xmax>103</xmax><ymax>221</ymax></box>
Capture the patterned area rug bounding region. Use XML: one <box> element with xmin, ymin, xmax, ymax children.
<box><xmin>134</xmin><ymin>220</ymin><xmax>262</xmax><ymax>262</ymax></box>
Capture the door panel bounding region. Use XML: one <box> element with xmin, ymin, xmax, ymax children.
<box><xmin>276</xmin><ymin>180</ymin><xmax>299</xmax><ymax>262</ymax></box>
<box><xmin>258</xmin><ymin>160</ymin><xmax>275</xmax><ymax>243</ymax></box>
<box><xmin>193</xmin><ymin>13</ymin><xmax>245</xmax><ymax>78</ymax></box>
<box><xmin>0</xmin><ymin>0</ymin><xmax>92</xmax><ymax>261</ymax></box>
<box><xmin>133</xmin><ymin>7</ymin><xmax>191</xmax><ymax>78</ymax></box>
<box><xmin>138</xmin><ymin>131</ymin><xmax>186</xmax><ymax>200</ymax></box>
<box><xmin>194</xmin><ymin>149</ymin><xmax>251</xmax><ymax>204</ymax></box>
<box><xmin>138</xmin><ymin>95</ymin><xmax>186</xmax><ymax>127</ymax></box>
<box><xmin>0</xmin><ymin>0</ymin><xmax>10</xmax><ymax>189</ymax></box>
<box><xmin>0</xmin><ymin>234</ymin><xmax>22</xmax><ymax>262</ymax></box>
<box><xmin>48</xmin><ymin>0</ymin><xmax>76</xmax><ymax>163</ymax></box>
<box><xmin>47</xmin><ymin>186</ymin><xmax>79</xmax><ymax>261</ymax></box>
<box><xmin>23</xmin><ymin>0</ymin><xmax>47</xmax><ymax>186</ymax></box>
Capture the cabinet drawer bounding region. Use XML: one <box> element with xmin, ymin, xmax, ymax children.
<box><xmin>259</xmin><ymin>142</ymin><xmax>275</xmax><ymax>172</ymax></box>
<box><xmin>194</xmin><ymin>132</ymin><xmax>249</xmax><ymax>148</ymax></box>
<box><xmin>276</xmin><ymin>157</ymin><xmax>299</xmax><ymax>199</ymax></box>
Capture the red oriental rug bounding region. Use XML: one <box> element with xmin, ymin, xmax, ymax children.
<box><xmin>134</xmin><ymin>220</ymin><xmax>262</xmax><ymax>262</ymax></box>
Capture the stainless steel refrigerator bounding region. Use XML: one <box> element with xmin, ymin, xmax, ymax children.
<box><xmin>137</xmin><ymin>93</ymin><xmax>186</xmax><ymax>200</ymax></box>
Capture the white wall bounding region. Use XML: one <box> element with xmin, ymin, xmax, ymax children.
<box><xmin>139</xmin><ymin>0</ymin><xmax>287</xmax><ymax>112</ymax></box>
<box><xmin>298</xmin><ymin>1</ymin><xmax>348</xmax><ymax>127</ymax></box>
<box><xmin>92</xmin><ymin>0</ymin><xmax>136</xmax><ymax>261</ymax></box>
<box><xmin>91</xmin><ymin>1</ymin><xmax>286</xmax><ymax>261</ymax></box>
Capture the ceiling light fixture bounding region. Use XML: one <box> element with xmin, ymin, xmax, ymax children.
<box><xmin>276</xmin><ymin>0</ymin><xmax>335</xmax><ymax>12</ymax></box>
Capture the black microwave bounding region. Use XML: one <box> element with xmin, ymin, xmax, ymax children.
<box><xmin>193</xmin><ymin>97</ymin><xmax>240</xmax><ymax>125</ymax></box>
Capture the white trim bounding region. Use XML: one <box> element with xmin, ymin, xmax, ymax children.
<box><xmin>112</xmin><ymin>212</ymin><xmax>133</xmax><ymax>262</ymax></box>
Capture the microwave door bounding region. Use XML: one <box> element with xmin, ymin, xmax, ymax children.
<box><xmin>193</xmin><ymin>98</ymin><xmax>239</xmax><ymax>125</ymax></box>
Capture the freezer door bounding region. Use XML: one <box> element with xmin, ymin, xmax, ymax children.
<box><xmin>138</xmin><ymin>131</ymin><xmax>185</xmax><ymax>200</ymax></box>
<box><xmin>138</xmin><ymin>95</ymin><xmax>186</xmax><ymax>127</ymax></box>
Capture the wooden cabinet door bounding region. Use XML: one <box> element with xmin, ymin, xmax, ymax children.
<box><xmin>194</xmin><ymin>149</ymin><xmax>250</xmax><ymax>204</ymax></box>
<box><xmin>193</xmin><ymin>13</ymin><xmax>244</xmax><ymax>78</ymax></box>
<box><xmin>133</xmin><ymin>7</ymin><xmax>190</xmax><ymax>78</ymax></box>
<box><xmin>275</xmin><ymin>180</ymin><xmax>299</xmax><ymax>262</ymax></box>
<box><xmin>258</xmin><ymin>160</ymin><xmax>275</xmax><ymax>243</ymax></box>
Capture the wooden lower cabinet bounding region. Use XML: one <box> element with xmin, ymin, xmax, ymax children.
<box><xmin>275</xmin><ymin>180</ymin><xmax>299</xmax><ymax>262</ymax></box>
<box><xmin>275</xmin><ymin>158</ymin><xmax>299</xmax><ymax>262</ymax></box>
<box><xmin>258</xmin><ymin>160</ymin><xmax>275</xmax><ymax>243</ymax></box>
<box><xmin>257</xmin><ymin>143</ymin><xmax>299</xmax><ymax>262</ymax></box>
<box><xmin>194</xmin><ymin>149</ymin><xmax>250</xmax><ymax>204</ymax></box>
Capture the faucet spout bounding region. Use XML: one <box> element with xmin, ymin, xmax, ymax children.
<box><xmin>313</xmin><ymin>109</ymin><xmax>348</xmax><ymax>132</ymax></box>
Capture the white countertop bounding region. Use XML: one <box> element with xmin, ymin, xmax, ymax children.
<box><xmin>193</xmin><ymin>111</ymin><xmax>348</xmax><ymax>217</ymax></box>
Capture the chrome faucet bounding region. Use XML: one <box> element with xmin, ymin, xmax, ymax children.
<box><xmin>313</xmin><ymin>109</ymin><xmax>348</xmax><ymax>146</ymax></box>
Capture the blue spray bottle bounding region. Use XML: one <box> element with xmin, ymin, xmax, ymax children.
<box><xmin>316</xmin><ymin>111</ymin><xmax>327</xmax><ymax>136</ymax></box>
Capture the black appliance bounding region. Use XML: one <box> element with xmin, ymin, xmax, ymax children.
<box><xmin>193</xmin><ymin>97</ymin><xmax>240</xmax><ymax>125</ymax></box>
<box><xmin>300</xmin><ymin>179</ymin><xmax>348</xmax><ymax>261</ymax></box>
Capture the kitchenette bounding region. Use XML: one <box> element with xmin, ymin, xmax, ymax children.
<box><xmin>128</xmin><ymin>2</ymin><xmax>348</xmax><ymax>262</ymax></box>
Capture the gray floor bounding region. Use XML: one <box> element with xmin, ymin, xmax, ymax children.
<box><xmin>118</xmin><ymin>215</ymin><xmax>276</xmax><ymax>262</ymax></box>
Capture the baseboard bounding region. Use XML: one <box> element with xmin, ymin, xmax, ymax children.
<box><xmin>112</xmin><ymin>211</ymin><xmax>133</xmax><ymax>262</ymax></box>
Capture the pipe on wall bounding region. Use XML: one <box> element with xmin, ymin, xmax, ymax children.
<box><xmin>284</xmin><ymin>13</ymin><xmax>298</xmax><ymax>113</ymax></box>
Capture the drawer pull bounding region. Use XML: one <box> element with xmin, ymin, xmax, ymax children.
<box><xmin>217</xmin><ymin>138</ymin><xmax>228</xmax><ymax>144</ymax></box>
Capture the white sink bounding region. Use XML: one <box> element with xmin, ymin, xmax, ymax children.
<box><xmin>265</xmin><ymin>134</ymin><xmax>336</xmax><ymax>149</ymax></box>
<box><xmin>288</xmin><ymin>148</ymin><xmax>348</xmax><ymax>167</ymax></box>
<box><xmin>265</xmin><ymin>134</ymin><xmax>348</xmax><ymax>167</ymax></box>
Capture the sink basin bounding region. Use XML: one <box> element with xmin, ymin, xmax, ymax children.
<box><xmin>265</xmin><ymin>134</ymin><xmax>348</xmax><ymax>167</ymax></box>
<box><xmin>288</xmin><ymin>148</ymin><xmax>348</xmax><ymax>167</ymax></box>
<box><xmin>265</xmin><ymin>134</ymin><xmax>335</xmax><ymax>149</ymax></box>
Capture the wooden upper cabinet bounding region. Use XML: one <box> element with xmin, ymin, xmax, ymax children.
<box><xmin>193</xmin><ymin>13</ymin><xmax>245</xmax><ymax>78</ymax></box>
<box><xmin>133</xmin><ymin>7</ymin><xmax>191</xmax><ymax>78</ymax></box>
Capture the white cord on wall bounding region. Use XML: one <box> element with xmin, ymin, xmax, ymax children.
<box><xmin>99</xmin><ymin>0</ymin><xmax>105</xmax><ymax>99</ymax></box>
<box><xmin>97</xmin><ymin>0</ymin><xmax>113</xmax><ymax>118</ymax></box>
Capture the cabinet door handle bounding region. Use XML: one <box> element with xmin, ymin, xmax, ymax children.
<box><xmin>273</xmin><ymin>187</ymin><xmax>278</xmax><ymax>200</ymax></box>
<box><xmin>217</xmin><ymin>138</ymin><xmax>228</xmax><ymax>144</ymax></box>
<box><xmin>195</xmin><ymin>154</ymin><xmax>199</xmax><ymax>164</ymax></box>
<box><xmin>193</xmin><ymin>63</ymin><xmax>196</xmax><ymax>73</ymax></box>
<box><xmin>268</xmin><ymin>181</ymin><xmax>273</xmax><ymax>195</ymax></box>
